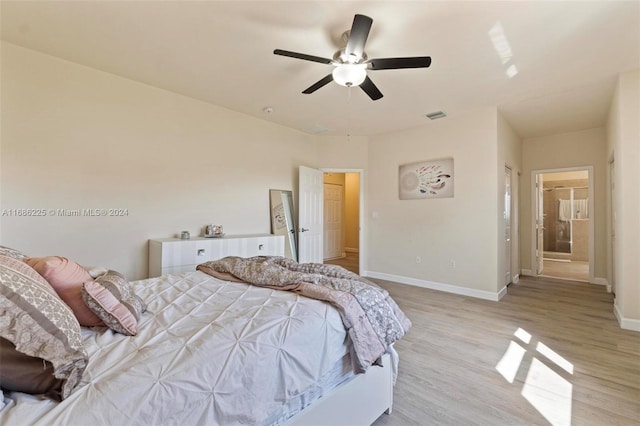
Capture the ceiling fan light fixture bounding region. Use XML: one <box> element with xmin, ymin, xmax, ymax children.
<box><xmin>332</xmin><ymin>64</ymin><xmax>367</xmax><ymax>87</ymax></box>
<box><xmin>273</xmin><ymin>13</ymin><xmax>431</xmax><ymax>100</ymax></box>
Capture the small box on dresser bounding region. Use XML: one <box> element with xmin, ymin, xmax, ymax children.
<box><xmin>148</xmin><ymin>234</ymin><xmax>285</xmax><ymax>278</ymax></box>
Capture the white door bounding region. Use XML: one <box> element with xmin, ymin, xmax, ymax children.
<box><xmin>323</xmin><ymin>183</ymin><xmax>343</xmax><ymax>260</ymax></box>
<box><xmin>535</xmin><ymin>174</ymin><xmax>544</xmax><ymax>275</ymax></box>
<box><xmin>504</xmin><ymin>166</ymin><xmax>512</xmax><ymax>285</ymax></box>
<box><xmin>298</xmin><ymin>166</ymin><xmax>324</xmax><ymax>263</ymax></box>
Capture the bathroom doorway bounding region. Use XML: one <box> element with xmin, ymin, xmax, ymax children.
<box><xmin>533</xmin><ymin>168</ymin><xmax>593</xmax><ymax>282</ymax></box>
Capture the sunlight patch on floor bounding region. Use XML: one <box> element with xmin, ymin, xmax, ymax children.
<box><xmin>536</xmin><ymin>341</ymin><xmax>574</xmax><ymax>374</ymax></box>
<box><xmin>522</xmin><ymin>358</ymin><xmax>573</xmax><ymax>426</ymax></box>
<box><xmin>496</xmin><ymin>328</ymin><xmax>574</xmax><ymax>426</ymax></box>
<box><xmin>514</xmin><ymin>327</ymin><xmax>532</xmax><ymax>344</ymax></box>
<box><xmin>496</xmin><ymin>341</ymin><xmax>526</xmax><ymax>383</ymax></box>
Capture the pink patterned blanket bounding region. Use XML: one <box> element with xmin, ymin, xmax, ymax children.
<box><xmin>197</xmin><ymin>256</ymin><xmax>411</xmax><ymax>373</ymax></box>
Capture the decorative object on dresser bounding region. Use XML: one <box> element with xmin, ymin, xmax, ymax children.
<box><xmin>148</xmin><ymin>234</ymin><xmax>284</xmax><ymax>277</ymax></box>
<box><xmin>203</xmin><ymin>224</ymin><xmax>224</xmax><ymax>238</ymax></box>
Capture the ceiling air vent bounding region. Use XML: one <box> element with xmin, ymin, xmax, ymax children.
<box><xmin>304</xmin><ymin>123</ymin><xmax>329</xmax><ymax>134</ymax></box>
<box><xmin>425</xmin><ymin>111</ymin><xmax>447</xmax><ymax>120</ymax></box>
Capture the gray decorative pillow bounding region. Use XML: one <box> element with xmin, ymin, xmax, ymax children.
<box><xmin>0</xmin><ymin>245</ymin><xmax>27</xmax><ymax>260</ymax></box>
<box><xmin>81</xmin><ymin>270</ymin><xmax>146</xmax><ymax>336</ymax></box>
<box><xmin>0</xmin><ymin>255</ymin><xmax>88</xmax><ymax>400</ymax></box>
<box><xmin>83</xmin><ymin>265</ymin><xmax>109</xmax><ymax>279</ymax></box>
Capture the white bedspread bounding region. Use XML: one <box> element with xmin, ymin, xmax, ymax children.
<box><xmin>0</xmin><ymin>271</ymin><xmax>350</xmax><ymax>426</ymax></box>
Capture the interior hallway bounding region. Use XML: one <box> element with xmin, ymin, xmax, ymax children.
<box><xmin>541</xmin><ymin>259</ymin><xmax>589</xmax><ymax>282</ymax></box>
<box><xmin>325</xmin><ymin>251</ymin><xmax>359</xmax><ymax>275</ymax></box>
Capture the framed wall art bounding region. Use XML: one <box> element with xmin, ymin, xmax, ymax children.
<box><xmin>399</xmin><ymin>157</ymin><xmax>454</xmax><ymax>199</ymax></box>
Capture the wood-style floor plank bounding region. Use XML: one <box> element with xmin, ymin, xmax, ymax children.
<box><xmin>371</xmin><ymin>276</ymin><xmax>640</xmax><ymax>426</ymax></box>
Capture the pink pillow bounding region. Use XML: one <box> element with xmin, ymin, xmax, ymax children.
<box><xmin>24</xmin><ymin>256</ymin><xmax>104</xmax><ymax>326</ymax></box>
<box><xmin>81</xmin><ymin>271</ymin><xmax>145</xmax><ymax>336</ymax></box>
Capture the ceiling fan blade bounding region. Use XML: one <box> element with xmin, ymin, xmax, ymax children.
<box><xmin>368</xmin><ymin>56</ymin><xmax>432</xmax><ymax>70</ymax></box>
<box><xmin>360</xmin><ymin>76</ymin><xmax>383</xmax><ymax>101</ymax></box>
<box><xmin>302</xmin><ymin>74</ymin><xmax>334</xmax><ymax>94</ymax></box>
<box><xmin>345</xmin><ymin>14</ymin><xmax>373</xmax><ymax>60</ymax></box>
<box><xmin>273</xmin><ymin>49</ymin><xmax>332</xmax><ymax>64</ymax></box>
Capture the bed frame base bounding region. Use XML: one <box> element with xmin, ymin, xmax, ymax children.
<box><xmin>287</xmin><ymin>353</ymin><xmax>393</xmax><ymax>426</ymax></box>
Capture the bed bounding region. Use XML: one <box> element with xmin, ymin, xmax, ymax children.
<box><xmin>0</xmin><ymin>249</ymin><xmax>410</xmax><ymax>426</ymax></box>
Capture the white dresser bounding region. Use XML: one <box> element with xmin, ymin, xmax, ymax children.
<box><xmin>148</xmin><ymin>234</ymin><xmax>285</xmax><ymax>277</ymax></box>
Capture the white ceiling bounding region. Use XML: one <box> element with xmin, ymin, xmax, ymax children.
<box><xmin>2</xmin><ymin>1</ymin><xmax>639</xmax><ymax>139</ymax></box>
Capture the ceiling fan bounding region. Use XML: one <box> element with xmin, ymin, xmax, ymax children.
<box><xmin>274</xmin><ymin>14</ymin><xmax>431</xmax><ymax>101</ymax></box>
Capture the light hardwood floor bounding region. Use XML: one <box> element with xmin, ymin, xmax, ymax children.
<box><xmin>371</xmin><ymin>276</ymin><xmax>640</xmax><ymax>426</ymax></box>
<box><xmin>542</xmin><ymin>259</ymin><xmax>589</xmax><ymax>282</ymax></box>
<box><xmin>325</xmin><ymin>252</ymin><xmax>359</xmax><ymax>274</ymax></box>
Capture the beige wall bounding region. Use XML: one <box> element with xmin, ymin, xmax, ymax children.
<box><xmin>316</xmin><ymin>135</ymin><xmax>369</xmax><ymax>170</ymax></box>
<box><xmin>1</xmin><ymin>42</ymin><xmax>319</xmax><ymax>280</ymax></box>
<box><xmin>366</xmin><ymin>108</ymin><xmax>502</xmax><ymax>297</ymax></box>
<box><xmin>520</xmin><ymin>127</ymin><xmax>607</xmax><ymax>281</ymax></box>
<box><xmin>606</xmin><ymin>69</ymin><xmax>640</xmax><ymax>329</ymax></box>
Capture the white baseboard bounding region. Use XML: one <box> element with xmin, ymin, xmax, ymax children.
<box><xmin>591</xmin><ymin>277</ymin><xmax>612</xmax><ymax>293</ymax></box>
<box><xmin>520</xmin><ymin>269</ymin><xmax>533</xmax><ymax>277</ymax></box>
<box><xmin>345</xmin><ymin>247</ymin><xmax>359</xmax><ymax>253</ymax></box>
<box><xmin>591</xmin><ymin>277</ymin><xmax>608</xmax><ymax>286</ymax></box>
<box><xmin>512</xmin><ymin>274</ymin><xmax>520</xmax><ymax>284</ymax></box>
<box><xmin>614</xmin><ymin>303</ymin><xmax>640</xmax><ymax>332</ymax></box>
<box><xmin>497</xmin><ymin>285</ymin><xmax>508</xmax><ymax>300</ymax></box>
<box><xmin>363</xmin><ymin>271</ymin><xmax>506</xmax><ymax>301</ymax></box>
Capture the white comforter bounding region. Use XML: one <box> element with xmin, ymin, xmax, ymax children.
<box><xmin>0</xmin><ymin>271</ymin><xmax>350</xmax><ymax>426</ymax></box>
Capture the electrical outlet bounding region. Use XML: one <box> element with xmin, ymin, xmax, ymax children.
<box><xmin>415</xmin><ymin>256</ymin><xmax>422</xmax><ymax>264</ymax></box>
<box><xmin>448</xmin><ymin>259</ymin><xmax>456</xmax><ymax>269</ymax></box>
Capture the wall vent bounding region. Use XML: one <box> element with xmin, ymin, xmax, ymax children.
<box><xmin>425</xmin><ymin>111</ymin><xmax>447</xmax><ymax>120</ymax></box>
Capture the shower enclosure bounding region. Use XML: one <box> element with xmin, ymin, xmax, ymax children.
<box><xmin>543</xmin><ymin>186</ymin><xmax>589</xmax><ymax>255</ymax></box>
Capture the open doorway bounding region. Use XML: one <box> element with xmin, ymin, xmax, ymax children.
<box><xmin>533</xmin><ymin>168</ymin><xmax>593</xmax><ymax>282</ymax></box>
<box><xmin>323</xmin><ymin>172</ymin><xmax>360</xmax><ymax>274</ymax></box>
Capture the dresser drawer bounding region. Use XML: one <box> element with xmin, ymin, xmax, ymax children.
<box><xmin>149</xmin><ymin>234</ymin><xmax>285</xmax><ymax>278</ymax></box>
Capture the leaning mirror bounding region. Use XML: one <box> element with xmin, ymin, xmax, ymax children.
<box><xmin>269</xmin><ymin>189</ymin><xmax>297</xmax><ymax>261</ymax></box>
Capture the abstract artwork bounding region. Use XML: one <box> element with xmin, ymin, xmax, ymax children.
<box><xmin>399</xmin><ymin>158</ymin><xmax>454</xmax><ymax>199</ymax></box>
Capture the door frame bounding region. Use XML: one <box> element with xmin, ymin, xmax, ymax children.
<box><xmin>321</xmin><ymin>168</ymin><xmax>364</xmax><ymax>274</ymax></box>
<box><xmin>608</xmin><ymin>156</ymin><xmax>616</xmax><ymax>294</ymax></box>
<box><xmin>535</xmin><ymin>173</ymin><xmax>544</xmax><ymax>275</ymax></box>
<box><xmin>504</xmin><ymin>166</ymin><xmax>512</xmax><ymax>286</ymax></box>
<box><xmin>530</xmin><ymin>166</ymin><xmax>595</xmax><ymax>282</ymax></box>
